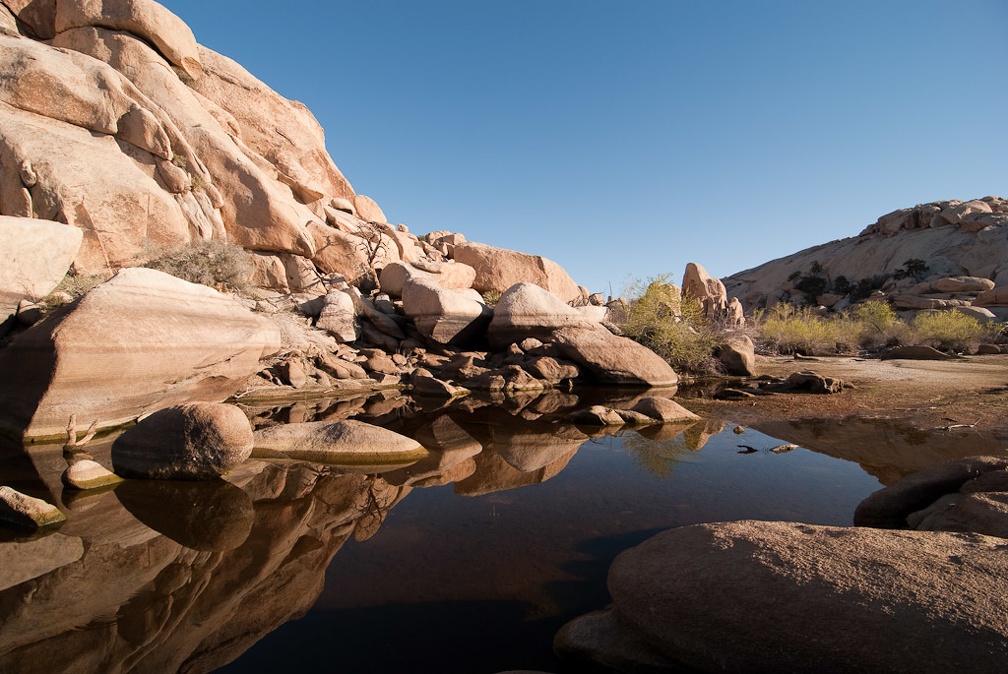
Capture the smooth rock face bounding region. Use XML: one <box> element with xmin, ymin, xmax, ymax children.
<box><xmin>854</xmin><ymin>456</ymin><xmax>1008</xmax><ymax>529</ymax></box>
<box><xmin>315</xmin><ymin>291</ymin><xmax>359</xmax><ymax>342</ymax></box>
<box><xmin>0</xmin><ymin>486</ymin><xmax>66</xmax><ymax>529</ymax></box>
<box><xmin>453</xmin><ymin>242</ymin><xmax>582</xmax><ymax>304</ymax></box>
<box><xmin>552</xmin><ymin>327</ymin><xmax>679</xmax><ymax>387</ymax></box>
<box><xmin>0</xmin><ymin>216</ymin><xmax>83</xmax><ymax>321</ymax></box>
<box><xmin>54</xmin><ymin>0</ymin><xmax>203</xmax><ymax>78</ymax></box>
<box><xmin>0</xmin><ymin>268</ymin><xmax>281</xmax><ymax>440</ymax></box>
<box><xmin>973</xmin><ymin>285</ymin><xmax>1008</xmax><ymax>306</ymax></box>
<box><xmin>379</xmin><ymin>260</ymin><xmax>476</xmax><ymax>297</ymax></box>
<box><xmin>558</xmin><ymin>520</ymin><xmax>1008</xmax><ymax>673</ymax></box>
<box><xmin>111</xmin><ymin>402</ymin><xmax>254</xmax><ymax>479</ymax></box>
<box><xmin>715</xmin><ymin>334</ymin><xmax>756</xmax><ymax>376</ymax></box>
<box><xmin>252</xmin><ymin>420</ymin><xmax>427</xmax><ymax>466</ymax></box>
<box><xmin>487</xmin><ymin>282</ymin><xmax>596</xmax><ymax>350</ymax></box>
<box><xmin>402</xmin><ymin>278</ymin><xmax>492</xmax><ymax>347</ymax></box>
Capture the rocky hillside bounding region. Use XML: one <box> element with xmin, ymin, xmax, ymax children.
<box><xmin>723</xmin><ymin>197</ymin><xmax>1008</xmax><ymax>318</ymax></box>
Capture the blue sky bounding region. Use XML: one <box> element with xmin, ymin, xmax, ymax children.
<box><xmin>162</xmin><ymin>0</ymin><xmax>1007</xmax><ymax>295</ymax></box>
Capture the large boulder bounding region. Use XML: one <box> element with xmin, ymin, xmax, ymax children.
<box><xmin>453</xmin><ymin>241</ymin><xmax>582</xmax><ymax>304</ymax></box>
<box><xmin>715</xmin><ymin>334</ymin><xmax>756</xmax><ymax>376</ymax></box>
<box><xmin>682</xmin><ymin>261</ymin><xmax>727</xmax><ymax>305</ymax></box>
<box><xmin>378</xmin><ymin>260</ymin><xmax>476</xmax><ymax>297</ymax></box>
<box><xmin>487</xmin><ymin>282</ymin><xmax>596</xmax><ymax>350</ymax></box>
<box><xmin>556</xmin><ymin>520</ymin><xmax>1008</xmax><ymax>673</ymax></box>
<box><xmin>111</xmin><ymin>402</ymin><xmax>254</xmax><ymax>479</ymax></box>
<box><xmin>0</xmin><ymin>215</ymin><xmax>82</xmax><ymax>321</ymax></box>
<box><xmin>552</xmin><ymin>327</ymin><xmax>679</xmax><ymax>387</ymax></box>
<box><xmin>402</xmin><ymin>278</ymin><xmax>492</xmax><ymax>347</ymax></box>
<box><xmin>973</xmin><ymin>285</ymin><xmax>1008</xmax><ymax>306</ymax></box>
<box><xmin>0</xmin><ymin>268</ymin><xmax>281</xmax><ymax>440</ymax></box>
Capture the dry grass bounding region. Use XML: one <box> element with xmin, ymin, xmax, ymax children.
<box><xmin>143</xmin><ymin>239</ymin><xmax>254</xmax><ymax>293</ymax></box>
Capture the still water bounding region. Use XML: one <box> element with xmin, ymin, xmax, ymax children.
<box><xmin>0</xmin><ymin>396</ymin><xmax>882</xmax><ymax>673</ymax></box>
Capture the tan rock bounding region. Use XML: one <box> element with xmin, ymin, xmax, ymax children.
<box><xmin>487</xmin><ymin>282</ymin><xmax>596</xmax><ymax>350</ymax></box>
<box><xmin>557</xmin><ymin>521</ymin><xmax>1008</xmax><ymax>673</ymax></box>
<box><xmin>930</xmin><ymin>275</ymin><xmax>995</xmax><ymax>294</ymax></box>
<box><xmin>552</xmin><ymin>327</ymin><xmax>679</xmax><ymax>387</ymax></box>
<box><xmin>453</xmin><ymin>241</ymin><xmax>582</xmax><ymax>304</ymax></box>
<box><xmin>974</xmin><ymin>285</ymin><xmax>1008</xmax><ymax>306</ymax></box>
<box><xmin>0</xmin><ymin>486</ymin><xmax>65</xmax><ymax>529</ymax></box>
<box><xmin>715</xmin><ymin>334</ymin><xmax>756</xmax><ymax>376</ymax></box>
<box><xmin>315</xmin><ymin>291</ymin><xmax>359</xmax><ymax>343</ymax></box>
<box><xmin>0</xmin><ymin>268</ymin><xmax>281</xmax><ymax>440</ymax></box>
<box><xmin>379</xmin><ymin>260</ymin><xmax>477</xmax><ymax>297</ymax></box>
<box><xmin>682</xmin><ymin>262</ymin><xmax>727</xmax><ymax>305</ymax></box>
<box><xmin>402</xmin><ymin>278</ymin><xmax>492</xmax><ymax>347</ymax></box>
<box><xmin>0</xmin><ymin>215</ymin><xmax>83</xmax><ymax>320</ymax></box>
<box><xmin>252</xmin><ymin>419</ymin><xmax>426</xmax><ymax>466</ymax></box>
<box><xmin>62</xmin><ymin>458</ymin><xmax>123</xmax><ymax>490</ymax></box>
<box><xmin>2</xmin><ymin>0</ymin><xmax>58</xmax><ymax>39</ymax></box>
<box><xmin>55</xmin><ymin>0</ymin><xmax>203</xmax><ymax>78</ymax></box>
<box><xmin>352</xmin><ymin>194</ymin><xmax>387</xmax><ymax>224</ymax></box>
<box><xmin>629</xmin><ymin>397</ymin><xmax>699</xmax><ymax>423</ymax></box>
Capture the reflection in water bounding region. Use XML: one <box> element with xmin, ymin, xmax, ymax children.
<box><xmin>0</xmin><ymin>389</ymin><xmax>958</xmax><ymax>673</ymax></box>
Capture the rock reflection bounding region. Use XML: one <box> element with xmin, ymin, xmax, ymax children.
<box><xmin>116</xmin><ymin>479</ymin><xmax>255</xmax><ymax>551</ymax></box>
<box><xmin>0</xmin><ymin>388</ymin><xmax>704</xmax><ymax>672</ymax></box>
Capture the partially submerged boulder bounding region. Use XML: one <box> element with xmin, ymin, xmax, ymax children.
<box><xmin>0</xmin><ymin>486</ymin><xmax>66</xmax><ymax>529</ymax></box>
<box><xmin>402</xmin><ymin>278</ymin><xmax>492</xmax><ymax>347</ymax></box>
<box><xmin>252</xmin><ymin>419</ymin><xmax>427</xmax><ymax>466</ymax></box>
<box><xmin>0</xmin><ymin>268</ymin><xmax>281</xmax><ymax>440</ymax></box>
<box><xmin>111</xmin><ymin>402</ymin><xmax>254</xmax><ymax>479</ymax></box>
<box><xmin>715</xmin><ymin>334</ymin><xmax>755</xmax><ymax>376</ymax></box>
<box><xmin>556</xmin><ymin>520</ymin><xmax>1008</xmax><ymax>673</ymax></box>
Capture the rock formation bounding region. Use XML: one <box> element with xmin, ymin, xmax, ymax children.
<box><xmin>724</xmin><ymin>196</ymin><xmax>1008</xmax><ymax>319</ymax></box>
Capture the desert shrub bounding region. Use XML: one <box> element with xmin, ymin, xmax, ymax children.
<box><xmin>482</xmin><ymin>289</ymin><xmax>503</xmax><ymax>306</ymax></box>
<box><xmin>40</xmin><ymin>271</ymin><xmax>107</xmax><ymax>310</ymax></box>
<box><xmin>851</xmin><ymin>300</ymin><xmax>908</xmax><ymax>349</ymax></box>
<box><xmin>833</xmin><ymin>275</ymin><xmax>852</xmax><ymax>296</ymax></box>
<box><xmin>911</xmin><ymin>310</ymin><xmax>1000</xmax><ymax>352</ymax></box>
<box><xmin>755</xmin><ymin>303</ymin><xmax>860</xmax><ymax>355</ymax></box>
<box><xmin>850</xmin><ymin>274</ymin><xmax>891</xmax><ymax>301</ymax></box>
<box><xmin>144</xmin><ymin>239</ymin><xmax>253</xmax><ymax>293</ymax></box>
<box><xmin>619</xmin><ymin>275</ymin><xmax>720</xmax><ymax>375</ymax></box>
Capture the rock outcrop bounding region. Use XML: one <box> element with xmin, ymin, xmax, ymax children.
<box><xmin>724</xmin><ymin>196</ymin><xmax>1008</xmax><ymax>314</ymax></box>
<box><xmin>453</xmin><ymin>241</ymin><xmax>583</xmax><ymax>304</ymax></box>
<box><xmin>0</xmin><ymin>268</ymin><xmax>281</xmax><ymax>439</ymax></box>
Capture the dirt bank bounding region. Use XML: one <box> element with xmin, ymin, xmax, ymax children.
<box><xmin>687</xmin><ymin>354</ymin><xmax>1008</xmax><ymax>484</ymax></box>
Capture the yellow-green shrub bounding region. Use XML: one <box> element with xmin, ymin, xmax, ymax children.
<box><xmin>911</xmin><ymin>310</ymin><xmax>1001</xmax><ymax>352</ymax></box>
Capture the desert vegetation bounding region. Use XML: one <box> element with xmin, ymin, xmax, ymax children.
<box><xmin>143</xmin><ymin>239</ymin><xmax>255</xmax><ymax>293</ymax></box>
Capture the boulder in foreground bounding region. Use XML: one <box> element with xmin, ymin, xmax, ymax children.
<box><xmin>556</xmin><ymin>520</ymin><xmax>1008</xmax><ymax>673</ymax></box>
<box><xmin>0</xmin><ymin>486</ymin><xmax>66</xmax><ymax>529</ymax></box>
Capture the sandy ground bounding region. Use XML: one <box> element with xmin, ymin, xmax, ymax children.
<box><xmin>685</xmin><ymin>354</ymin><xmax>1008</xmax><ymax>484</ymax></box>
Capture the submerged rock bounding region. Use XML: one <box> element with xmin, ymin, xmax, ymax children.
<box><xmin>0</xmin><ymin>486</ymin><xmax>66</xmax><ymax>529</ymax></box>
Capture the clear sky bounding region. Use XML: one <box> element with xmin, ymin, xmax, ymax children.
<box><xmin>161</xmin><ymin>0</ymin><xmax>1007</xmax><ymax>295</ymax></box>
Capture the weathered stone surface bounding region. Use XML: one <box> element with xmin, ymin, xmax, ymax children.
<box><xmin>0</xmin><ymin>268</ymin><xmax>281</xmax><ymax>440</ymax></box>
<box><xmin>55</xmin><ymin>0</ymin><xmax>203</xmax><ymax>78</ymax></box>
<box><xmin>629</xmin><ymin>397</ymin><xmax>699</xmax><ymax>423</ymax></box>
<box><xmin>682</xmin><ymin>261</ymin><xmax>727</xmax><ymax>305</ymax></box>
<box><xmin>552</xmin><ymin>327</ymin><xmax>679</xmax><ymax>387</ymax></box>
<box><xmin>352</xmin><ymin>194</ymin><xmax>386</xmax><ymax>224</ymax></box>
<box><xmin>252</xmin><ymin>420</ymin><xmax>426</xmax><ymax>466</ymax></box>
<box><xmin>880</xmin><ymin>345</ymin><xmax>954</xmax><ymax>360</ymax></box>
<box><xmin>570</xmin><ymin>405</ymin><xmax>625</xmax><ymax>426</ymax></box>
<box><xmin>855</xmin><ymin>456</ymin><xmax>1008</xmax><ymax>528</ymax></box>
<box><xmin>973</xmin><ymin>285</ymin><xmax>1008</xmax><ymax>306</ymax></box>
<box><xmin>487</xmin><ymin>282</ymin><xmax>597</xmax><ymax>350</ymax></box>
<box><xmin>557</xmin><ymin>520</ymin><xmax>1008</xmax><ymax>673</ymax></box>
<box><xmin>62</xmin><ymin>458</ymin><xmax>124</xmax><ymax>490</ymax></box>
<box><xmin>315</xmin><ymin>290</ymin><xmax>359</xmax><ymax>342</ymax></box>
<box><xmin>0</xmin><ymin>215</ymin><xmax>82</xmax><ymax>321</ymax></box>
<box><xmin>0</xmin><ymin>486</ymin><xmax>65</xmax><ymax>529</ymax></box>
<box><xmin>379</xmin><ymin>260</ymin><xmax>476</xmax><ymax>297</ymax></box>
<box><xmin>928</xmin><ymin>275</ymin><xmax>995</xmax><ymax>294</ymax></box>
<box><xmin>715</xmin><ymin>334</ymin><xmax>755</xmax><ymax>376</ymax></box>
<box><xmin>402</xmin><ymin>278</ymin><xmax>492</xmax><ymax>346</ymax></box>
<box><xmin>453</xmin><ymin>242</ymin><xmax>582</xmax><ymax>304</ymax></box>
<box><xmin>907</xmin><ymin>492</ymin><xmax>1008</xmax><ymax>538</ymax></box>
<box><xmin>111</xmin><ymin>402</ymin><xmax>254</xmax><ymax>479</ymax></box>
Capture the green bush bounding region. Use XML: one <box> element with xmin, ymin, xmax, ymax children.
<box><xmin>143</xmin><ymin>239</ymin><xmax>253</xmax><ymax>293</ymax></box>
<box><xmin>619</xmin><ymin>275</ymin><xmax>720</xmax><ymax>375</ymax></box>
<box><xmin>40</xmin><ymin>271</ymin><xmax>107</xmax><ymax>310</ymax></box>
<box><xmin>911</xmin><ymin>310</ymin><xmax>1001</xmax><ymax>352</ymax></box>
<box><xmin>755</xmin><ymin>303</ymin><xmax>860</xmax><ymax>355</ymax></box>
